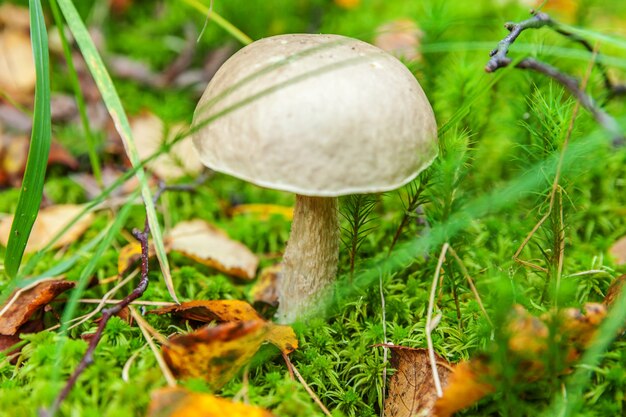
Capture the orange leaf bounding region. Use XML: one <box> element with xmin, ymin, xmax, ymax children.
<box><xmin>158</xmin><ymin>300</ymin><xmax>298</xmax><ymax>387</ymax></box>
<box><xmin>0</xmin><ymin>204</ymin><xmax>94</xmax><ymax>253</ymax></box>
<box><xmin>334</xmin><ymin>0</ymin><xmax>360</xmax><ymax>9</ymax></box>
<box><xmin>146</xmin><ymin>387</ymin><xmax>275</xmax><ymax>417</ymax></box>
<box><xmin>149</xmin><ymin>300</ymin><xmax>263</xmax><ymax>323</ymax></box>
<box><xmin>162</xmin><ymin>320</ymin><xmax>267</xmax><ymax>389</ymax></box>
<box><xmin>166</xmin><ymin>220</ymin><xmax>259</xmax><ymax>279</ymax></box>
<box><xmin>0</xmin><ymin>279</ymin><xmax>75</xmax><ymax>335</ymax></box>
<box><xmin>382</xmin><ymin>345</ymin><xmax>452</xmax><ymax>417</ymax></box>
<box><xmin>433</xmin><ymin>360</ymin><xmax>494</xmax><ymax>417</ymax></box>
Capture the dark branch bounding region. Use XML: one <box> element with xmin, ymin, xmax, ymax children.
<box><xmin>485</xmin><ymin>11</ymin><xmax>625</xmax><ymax>146</ymax></box>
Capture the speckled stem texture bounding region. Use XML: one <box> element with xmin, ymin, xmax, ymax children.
<box><xmin>277</xmin><ymin>195</ymin><xmax>339</xmax><ymax>324</ymax></box>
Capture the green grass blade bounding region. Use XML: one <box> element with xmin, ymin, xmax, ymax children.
<box><xmin>49</xmin><ymin>0</ymin><xmax>103</xmax><ymax>185</ymax></box>
<box><xmin>56</xmin><ymin>0</ymin><xmax>177</xmax><ymax>303</ymax></box>
<box><xmin>182</xmin><ymin>0</ymin><xmax>253</xmax><ymax>45</ymax></box>
<box><xmin>4</xmin><ymin>0</ymin><xmax>51</xmax><ymax>279</ymax></box>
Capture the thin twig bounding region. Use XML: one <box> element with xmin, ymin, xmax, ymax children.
<box><xmin>129</xmin><ymin>307</ymin><xmax>176</xmax><ymax>386</ymax></box>
<box><xmin>284</xmin><ymin>355</ymin><xmax>333</xmax><ymax>417</ymax></box>
<box><xmin>447</xmin><ymin>246</ymin><xmax>493</xmax><ymax>327</ymax></box>
<box><xmin>485</xmin><ymin>11</ymin><xmax>624</xmax><ymax>146</ymax></box>
<box><xmin>379</xmin><ymin>269</ymin><xmax>388</xmax><ymax>417</ymax></box>
<box><xmin>426</xmin><ymin>243</ymin><xmax>449</xmax><ymax>398</ymax></box>
<box><xmin>76</xmin><ymin>298</ymin><xmax>175</xmax><ymax>307</ymax></box>
<box><xmin>41</xmin><ymin>221</ymin><xmax>151</xmax><ymax>417</ymax></box>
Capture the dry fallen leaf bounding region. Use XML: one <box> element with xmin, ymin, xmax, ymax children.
<box><xmin>131</xmin><ymin>112</ymin><xmax>203</xmax><ymax>180</ymax></box>
<box><xmin>166</xmin><ymin>219</ymin><xmax>259</xmax><ymax>280</ymax></box>
<box><xmin>0</xmin><ymin>4</ymin><xmax>30</xmax><ymax>30</ymax></box>
<box><xmin>382</xmin><ymin>345</ymin><xmax>452</xmax><ymax>417</ymax></box>
<box><xmin>433</xmin><ymin>359</ymin><xmax>493</xmax><ymax>417</ymax></box>
<box><xmin>434</xmin><ymin>303</ymin><xmax>609</xmax><ymax>416</ymax></box>
<box><xmin>605</xmin><ymin>274</ymin><xmax>626</xmax><ymax>308</ymax></box>
<box><xmin>149</xmin><ymin>299</ymin><xmax>263</xmax><ymax>323</ymax></box>
<box><xmin>146</xmin><ymin>387</ymin><xmax>275</xmax><ymax>417</ymax></box>
<box><xmin>159</xmin><ymin>300</ymin><xmax>297</xmax><ymax>387</ymax></box>
<box><xmin>117</xmin><ymin>241</ymin><xmax>157</xmax><ymax>274</ymax></box>
<box><xmin>0</xmin><ymin>319</ymin><xmax>44</xmax><ymax>358</ymax></box>
<box><xmin>374</xmin><ymin>19</ymin><xmax>423</xmax><ymax>61</ymax></box>
<box><xmin>0</xmin><ymin>279</ymin><xmax>75</xmax><ymax>335</ymax></box>
<box><xmin>609</xmin><ymin>235</ymin><xmax>626</xmax><ymax>265</ymax></box>
<box><xmin>0</xmin><ymin>204</ymin><xmax>95</xmax><ymax>253</ymax></box>
<box><xmin>0</xmin><ymin>29</ymin><xmax>36</xmax><ymax>103</ymax></box>
<box><xmin>251</xmin><ymin>264</ymin><xmax>281</xmax><ymax>307</ymax></box>
<box><xmin>229</xmin><ymin>204</ymin><xmax>294</xmax><ymax>221</ymax></box>
<box><xmin>163</xmin><ymin>320</ymin><xmax>268</xmax><ymax>389</ymax></box>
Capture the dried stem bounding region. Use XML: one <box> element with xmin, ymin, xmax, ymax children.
<box><xmin>41</xmin><ymin>221</ymin><xmax>151</xmax><ymax>417</ymax></box>
<box><xmin>426</xmin><ymin>243</ymin><xmax>449</xmax><ymax>398</ymax></box>
<box><xmin>486</xmin><ymin>11</ymin><xmax>624</xmax><ymax>146</ymax></box>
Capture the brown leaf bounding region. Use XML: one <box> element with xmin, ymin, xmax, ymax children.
<box><xmin>383</xmin><ymin>345</ymin><xmax>452</xmax><ymax>417</ymax></box>
<box><xmin>149</xmin><ymin>300</ymin><xmax>263</xmax><ymax>323</ymax></box>
<box><xmin>166</xmin><ymin>220</ymin><xmax>259</xmax><ymax>280</ymax></box>
<box><xmin>374</xmin><ymin>19</ymin><xmax>423</xmax><ymax>61</ymax></box>
<box><xmin>0</xmin><ymin>279</ymin><xmax>75</xmax><ymax>335</ymax></box>
<box><xmin>251</xmin><ymin>264</ymin><xmax>281</xmax><ymax>307</ymax></box>
<box><xmin>146</xmin><ymin>387</ymin><xmax>276</xmax><ymax>417</ymax></box>
<box><xmin>0</xmin><ymin>4</ymin><xmax>30</xmax><ymax>31</ymax></box>
<box><xmin>0</xmin><ymin>204</ymin><xmax>95</xmax><ymax>253</ymax></box>
<box><xmin>609</xmin><ymin>235</ymin><xmax>626</xmax><ymax>265</ymax></box>
<box><xmin>159</xmin><ymin>300</ymin><xmax>298</xmax><ymax>387</ymax></box>
<box><xmin>162</xmin><ymin>320</ymin><xmax>268</xmax><ymax>389</ymax></box>
<box><xmin>131</xmin><ymin>112</ymin><xmax>203</xmax><ymax>180</ymax></box>
<box><xmin>0</xmin><ymin>319</ymin><xmax>44</xmax><ymax>359</ymax></box>
<box><xmin>605</xmin><ymin>274</ymin><xmax>626</xmax><ymax>308</ymax></box>
<box><xmin>0</xmin><ymin>29</ymin><xmax>35</xmax><ymax>104</ymax></box>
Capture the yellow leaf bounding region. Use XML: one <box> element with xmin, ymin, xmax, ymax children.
<box><xmin>162</xmin><ymin>320</ymin><xmax>267</xmax><ymax>389</ymax></box>
<box><xmin>149</xmin><ymin>300</ymin><xmax>263</xmax><ymax>323</ymax></box>
<box><xmin>0</xmin><ymin>205</ymin><xmax>94</xmax><ymax>253</ymax></box>
<box><xmin>147</xmin><ymin>387</ymin><xmax>275</xmax><ymax>417</ymax></box>
<box><xmin>265</xmin><ymin>322</ymin><xmax>298</xmax><ymax>354</ymax></box>
<box><xmin>334</xmin><ymin>0</ymin><xmax>360</xmax><ymax>9</ymax></box>
<box><xmin>229</xmin><ymin>204</ymin><xmax>294</xmax><ymax>221</ymax></box>
<box><xmin>166</xmin><ymin>219</ymin><xmax>259</xmax><ymax>279</ymax></box>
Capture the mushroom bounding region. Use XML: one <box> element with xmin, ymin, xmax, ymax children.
<box><xmin>192</xmin><ymin>34</ymin><xmax>437</xmax><ymax>323</ymax></box>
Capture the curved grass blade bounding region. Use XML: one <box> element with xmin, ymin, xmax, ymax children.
<box><xmin>56</xmin><ymin>0</ymin><xmax>177</xmax><ymax>303</ymax></box>
<box><xmin>49</xmin><ymin>0</ymin><xmax>103</xmax><ymax>185</ymax></box>
<box><xmin>182</xmin><ymin>0</ymin><xmax>253</xmax><ymax>45</ymax></box>
<box><xmin>4</xmin><ymin>0</ymin><xmax>51</xmax><ymax>278</ymax></box>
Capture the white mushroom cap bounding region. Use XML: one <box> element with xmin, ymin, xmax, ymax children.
<box><xmin>192</xmin><ymin>34</ymin><xmax>437</xmax><ymax>197</ymax></box>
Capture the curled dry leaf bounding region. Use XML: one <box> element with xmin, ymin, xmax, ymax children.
<box><xmin>380</xmin><ymin>345</ymin><xmax>452</xmax><ymax>417</ymax></box>
<box><xmin>0</xmin><ymin>204</ymin><xmax>95</xmax><ymax>253</ymax></box>
<box><xmin>0</xmin><ymin>279</ymin><xmax>75</xmax><ymax>335</ymax></box>
<box><xmin>609</xmin><ymin>235</ymin><xmax>626</xmax><ymax>265</ymax></box>
<box><xmin>251</xmin><ymin>264</ymin><xmax>281</xmax><ymax>307</ymax></box>
<box><xmin>374</xmin><ymin>19</ymin><xmax>423</xmax><ymax>61</ymax></box>
<box><xmin>158</xmin><ymin>300</ymin><xmax>297</xmax><ymax>387</ymax></box>
<box><xmin>131</xmin><ymin>112</ymin><xmax>203</xmax><ymax>180</ymax></box>
<box><xmin>0</xmin><ymin>319</ymin><xmax>44</xmax><ymax>359</ymax></box>
<box><xmin>0</xmin><ymin>28</ymin><xmax>36</xmax><ymax>104</ymax></box>
<box><xmin>146</xmin><ymin>387</ymin><xmax>275</xmax><ymax>417</ymax></box>
<box><xmin>166</xmin><ymin>219</ymin><xmax>259</xmax><ymax>280</ymax></box>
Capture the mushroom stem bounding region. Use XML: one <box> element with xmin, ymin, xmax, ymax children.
<box><xmin>277</xmin><ymin>194</ymin><xmax>339</xmax><ymax>323</ymax></box>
